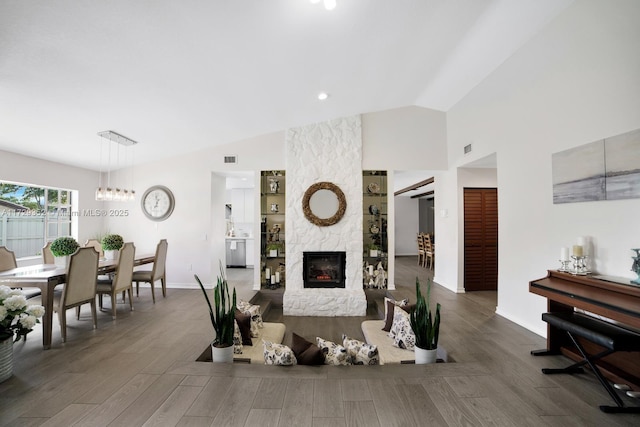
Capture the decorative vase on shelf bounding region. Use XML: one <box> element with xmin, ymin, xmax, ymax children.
<box><xmin>211</xmin><ymin>344</ymin><xmax>234</xmax><ymax>363</ymax></box>
<box><xmin>414</xmin><ymin>346</ymin><xmax>438</xmax><ymax>364</ymax></box>
<box><xmin>0</xmin><ymin>336</ymin><xmax>13</xmax><ymax>383</ymax></box>
<box><xmin>369</xmin><ymin>249</ymin><xmax>378</xmax><ymax>257</ymax></box>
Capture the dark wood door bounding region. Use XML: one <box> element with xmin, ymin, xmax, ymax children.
<box><xmin>464</xmin><ymin>188</ymin><xmax>498</xmax><ymax>291</ymax></box>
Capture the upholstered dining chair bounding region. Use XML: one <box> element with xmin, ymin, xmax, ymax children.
<box><xmin>84</xmin><ymin>239</ymin><xmax>104</xmax><ymax>259</ymax></box>
<box><xmin>132</xmin><ymin>239</ymin><xmax>167</xmax><ymax>303</ymax></box>
<box><xmin>0</xmin><ymin>246</ymin><xmax>17</xmax><ymax>271</ymax></box>
<box><xmin>54</xmin><ymin>246</ymin><xmax>100</xmax><ymax>342</ymax></box>
<box><xmin>97</xmin><ymin>242</ymin><xmax>135</xmax><ymax>319</ymax></box>
<box><xmin>42</xmin><ymin>241</ymin><xmax>55</xmax><ymax>264</ymax></box>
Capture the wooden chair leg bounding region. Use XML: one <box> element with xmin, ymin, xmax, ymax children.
<box><xmin>111</xmin><ymin>293</ymin><xmax>117</xmax><ymax>320</ymax></box>
<box><xmin>150</xmin><ymin>281</ymin><xmax>156</xmax><ymax>303</ymax></box>
<box><xmin>127</xmin><ymin>288</ymin><xmax>134</xmax><ymax>311</ymax></box>
<box><xmin>76</xmin><ymin>306</ymin><xmax>81</xmax><ymax>320</ymax></box>
<box><xmin>91</xmin><ymin>300</ymin><xmax>97</xmax><ymax>329</ymax></box>
<box><xmin>135</xmin><ymin>281</ymin><xmax>139</xmax><ymax>296</ymax></box>
<box><xmin>59</xmin><ymin>309</ymin><xmax>66</xmax><ymax>343</ymax></box>
<box><xmin>161</xmin><ymin>277</ymin><xmax>166</xmax><ymax>298</ymax></box>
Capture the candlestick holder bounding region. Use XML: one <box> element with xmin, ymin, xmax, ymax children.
<box><xmin>558</xmin><ymin>259</ymin><xmax>571</xmax><ymax>272</ymax></box>
<box><xmin>570</xmin><ymin>255</ymin><xmax>590</xmax><ymax>275</ymax></box>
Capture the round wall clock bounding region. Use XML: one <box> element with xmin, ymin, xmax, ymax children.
<box><xmin>141</xmin><ymin>185</ymin><xmax>175</xmax><ymax>221</ymax></box>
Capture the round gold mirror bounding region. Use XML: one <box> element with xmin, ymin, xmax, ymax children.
<box><xmin>302</xmin><ymin>182</ymin><xmax>347</xmax><ymax>226</ymax></box>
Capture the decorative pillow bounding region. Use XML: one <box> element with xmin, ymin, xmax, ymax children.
<box><xmin>233</xmin><ymin>319</ymin><xmax>243</xmax><ymax>354</ymax></box>
<box><xmin>237</xmin><ymin>299</ymin><xmax>264</xmax><ymax>335</ymax></box>
<box><xmin>291</xmin><ymin>332</ymin><xmax>325</xmax><ymax>365</ymax></box>
<box><xmin>234</xmin><ymin>310</ymin><xmax>253</xmax><ymax>345</ymax></box>
<box><xmin>382</xmin><ymin>297</ymin><xmax>409</xmax><ymax>332</ymax></box>
<box><xmin>342</xmin><ymin>334</ymin><xmax>379</xmax><ymax>365</ymax></box>
<box><xmin>316</xmin><ymin>337</ymin><xmax>350</xmax><ymax>366</ymax></box>
<box><xmin>263</xmin><ymin>340</ymin><xmax>297</xmax><ymax>366</ymax></box>
<box><xmin>391</xmin><ymin>308</ymin><xmax>416</xmax><ymax>350</ymax></box>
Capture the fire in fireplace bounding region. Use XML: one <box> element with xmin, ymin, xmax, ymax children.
<box><xmin>303</xmin><ymin>251</ymin><xmax>346</xmax><ymax>288</ymax></box>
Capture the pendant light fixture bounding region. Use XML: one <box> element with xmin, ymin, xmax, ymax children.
<box><xmin>95</xmin><ymin>130</ymin><xmax>138</xmax><ymax>202</ymax></box>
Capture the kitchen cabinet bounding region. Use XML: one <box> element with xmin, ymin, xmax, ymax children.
<box><xmin>231</xmin><ymin>189</ymin><xmax>255</xmax><ymax>223</ymax></box>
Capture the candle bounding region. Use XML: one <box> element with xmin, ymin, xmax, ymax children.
<box><xmin>577</xmin><ymin>236</ymin><xmax>586</xmax><ymax>246</ymax></box>
<box><xmin>275</xmin><ymin>271</ymin><xmax>280</xmax><ymax>283</ymax></box>
<box><xmin>265</xmin><ymin>267</ymin><xmax>270</xmax><ymax>279</ymax></box>
<box><xmin>368</xmin><ymin>265</ymin><xmax>374</xmax><ymax>276</ymax></box>
<box><xmin>572</xmin><ymin>245</ymin><xmax>583</xmax><ymax>257</ymax></box>
<box><xmin>560</xmin><ymin>247</ymin><xmax>569</xmax><ymax>261</ymax></box>
<box><xmin>271</xmin><ymin>275</ymin><xmax>276</xmax><ymax>285</ymax></box>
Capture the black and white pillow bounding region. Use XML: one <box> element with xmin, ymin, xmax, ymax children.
<box><xmin>237</xmin><ymin>299</ymin><xmax>264</xmax><ymax>336</ymax></box>
<box><xmin>390</xmin><ymin>308</ymin><xmax>416</xmax><ymax>350</ymax></box>
<box><xmin>263</xmin><ymin>340</ymin><xmax>297</xmax><ymax>366</ymax></box>
<box><xmin>342</xmin><ymin>334</ymin><xmax>380</xmax><ymax>365</ymax></box>
<box><xmin>316</xmin><ymin>337</ymin><xmax>350</xmax><ymax>366</ymax></box>
<box><xmin>233</xmin><ymin>319</ymin><xmax>243</xmax><ymax>354</ymax></box>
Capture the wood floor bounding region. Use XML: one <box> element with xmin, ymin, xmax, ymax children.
<box><xmin>1</xmin><ymin>257</ymin><xmax>639</xmax><ymax>426</ymax></box>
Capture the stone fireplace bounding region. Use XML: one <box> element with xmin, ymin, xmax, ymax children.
<box><xmin>283</xmin><ymin>116</ymin><xmax>367</xmax><ymax>316</ymax></box>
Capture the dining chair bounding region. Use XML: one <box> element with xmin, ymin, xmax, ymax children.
<box><xmin>0</xmin><ymin>246</ymin><xmax>17</xmax><ymax>271</ymax></box>
<box><xmin>417</xmin><ymin>234</ymin><xmax>426</xmax><ymax>268</ymax></box>
<box><xmin>42</xmin><ymin>241</ymin><xmax>55</xmax><ymax>264</ymax></box>
<box><xmin>54</xmin><ymin>247</ymin><xmax>100</xmax><ymax>342</ymax></box>
<box><xmin>132</xmin><ymin>239</ymin><xmax>167</xmax><ymax>303</ymax></box>
<box><xmin>84</xmin><ymin>239</ymin><xmax>104</xmax><ymax>259</ymax></box>
<box><xmin>97</xmin><ymin>242</ymin><xmax>135</xmax><ymax>319</ymax></box>
<box><xmin>423</xmin><ymin>233</ymin><xmax>434</xmax><ymax>270</ymax></box>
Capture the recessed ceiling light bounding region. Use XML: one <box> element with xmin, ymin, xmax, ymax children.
<box><xmin>318</xmin><ymin>92</ymin><xmax>329</xmax><ymax>101</ymax></box>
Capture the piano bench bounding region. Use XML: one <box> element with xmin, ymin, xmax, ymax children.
<box><xmin>539</xmin><ymin>312</ymin><xmax>640</xmax><ymax>413</ymax></box>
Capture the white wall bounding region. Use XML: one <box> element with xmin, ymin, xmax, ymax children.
<box><xmin>445</xmin><ymin>0</ymin><xmax>640</xmax><ymax>335</ymax></box>
<box><xmin>394</xmin><ymin>196</ymin><xmax>419</xmax><ymax>256</ymax></box>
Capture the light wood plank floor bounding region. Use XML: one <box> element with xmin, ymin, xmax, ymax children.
<box><xmin>1</xmin><ymin>257</ymin><xmax>639</xmax><ymax>426</ymax></box>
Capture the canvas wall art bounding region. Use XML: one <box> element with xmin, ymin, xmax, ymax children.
<box><xmin>552</xmin><ymin>128</ymin><xmax>640</xmax><ymax>204</ymax></box>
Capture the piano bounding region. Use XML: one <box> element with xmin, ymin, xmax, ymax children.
<box><xmin>530</xmin><ymin>270</ymin><xmax>640</xmax><ymax>389</ymax></box>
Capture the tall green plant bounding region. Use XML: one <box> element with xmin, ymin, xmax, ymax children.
<box><xmin>409</xmin><ymin>277</ymin><xmax>441</xmax><ymax>350</ymax></box>
<box><xmin>194</xmin><ymin>262</ymin><xmax>236</xmax><ymax>347</ymax></box>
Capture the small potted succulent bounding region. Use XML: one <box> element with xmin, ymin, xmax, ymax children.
<box><xmin>101</xmin><ymin>234</ymin><xmax>124</xmax><ymax>260</ymax></box>
<box><xmin>50</xmin><ymin>236</ymin><xmax>79</xmax><ymax>267</ymax></box>
<box><xmin>266</xmin><ymin>242</ymin><xmax>283</xmax><ymax>258</ymax></box>
<box><xmin>368</xmin><ymin>243</ymin><xmax>379</xmax><ymax>258</ymax></box>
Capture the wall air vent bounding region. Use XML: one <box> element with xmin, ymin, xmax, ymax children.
<box><xmin>224</xmin><ymin>155</ymin><xmax>238</xmax><ymax>164</ymax></box>
<box><xmin>464</xmin><ymin>144</ymin><xmax>472</xmax><ymax>154</ymax></box>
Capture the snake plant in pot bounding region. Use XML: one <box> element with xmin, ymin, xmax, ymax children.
<box><xmin>409</xmin><ymin>277</ymin><xmax>441</xmax><ymax>364</ymax></box>
<box><xmin>195</xmin><ymin>262</ymin><xmax>236</xmax><ymax>363</ymax></box>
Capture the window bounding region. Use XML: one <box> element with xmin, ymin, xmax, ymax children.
<box><xmin>0</xmin><ymin>182</ymin><xmax>76</xmax><ymax>258</ymax></box>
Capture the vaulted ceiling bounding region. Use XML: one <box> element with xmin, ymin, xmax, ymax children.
<box><xmin>0</xmin><ymin>0</ymin><xmax>573</xmax><ymax>171</ymax></box>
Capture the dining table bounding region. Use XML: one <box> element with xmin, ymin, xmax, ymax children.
<box><xmin>0</xmin><ymin>253</ymin><xmax>155</xmax><ymax>349</ymax></box>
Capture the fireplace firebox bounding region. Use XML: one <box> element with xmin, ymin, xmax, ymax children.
<box><xmin>303</xmin><ymin>251</ymin><xmax>346</xmax><ymax>288</ymax></box>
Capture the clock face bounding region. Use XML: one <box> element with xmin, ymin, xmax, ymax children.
<box><xmin>141</xmin><ymin>186</ymin><xmax>175</xmax><ymax>221</ymax></box>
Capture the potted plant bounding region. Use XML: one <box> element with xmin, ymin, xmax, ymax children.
<box><xmin>409</xmin><ymin>277</ymin><xmax>441</xmax><ymax>364</ymax></box>
<box><xmin>101</xmin><ymin>234</ymin><xmax>124</xmax><ymax>260</ymax></box>
<box><xmin>266</xmin><ymin>242</ymin><xmax>283</xmax><ymax>258</ymax></box>
<box><xmin>195</xmin><ymin>262</ymin><xmax>236</xmax><ymax>363</ymax></box>
<box><xmin>0</xmin><ymin>286</ymin><xmax>45</xmax><ymax>382</ymax></box>
<box><xmin>50</xmin><ymin>236</ymin><xmax>80</xmax><ymax>267</ymax></box>
<box><xmin>368</xmin><ymin>243</ymin><xmax>379</xmax><ymax>258</ymax></box>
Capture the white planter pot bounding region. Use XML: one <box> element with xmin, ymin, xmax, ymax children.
<box><xmin>369</xmin><ymin>250</ymin><xmax>378</xmax><ymax>257</ymax></box>
<box><xmin>269</xmin><ymin>250</ymin><xmax>278</xmax><ymax>258</ymax></box>
<box><xmin>211</xmin><ymin>344</ymin><xmax>234</xmax><ymax>363</ymax></box>
<box><xmin>54</xmin><ymin>255</ymin><xmax>68</xmax><ymax>269</ymax></box>
<box><xmin>104</xmin><ymin>249</ymin><xmax>118</xmax><ymax>260</ymax></box>
<box><xmin>414</xmin><ymin>346</ymin><xmax>438</xmax><ymax>364</ymax></box>
<box><xmin>0</xmin><ymin>336</ymin><xmax>13</xmax><ymax>383</ymax></box>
